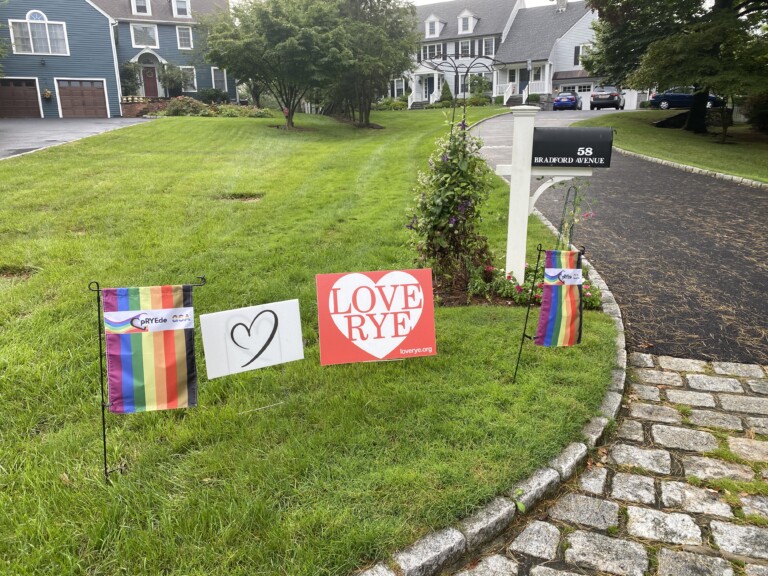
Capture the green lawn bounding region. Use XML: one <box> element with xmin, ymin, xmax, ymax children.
<box><xmin>0</xmin><ymin>109</ymin><xmax>616</xmax><ymax>575</ymax></box>
<box><xmin>574</xmin><ymin>109</ymin><xmax>768</xmax><ymax>183</ymax></box>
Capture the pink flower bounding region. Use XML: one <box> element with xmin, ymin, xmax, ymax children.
<box><xmin>584</xmin><ymin>284</ymin><xmax>590</xmax><ymax>290</ymax></box>
<box><xmin>537</xmin><ymin>283</ymin><xmax>543</xmax><ymax>289</ymax></box>
<box><xmin>485</xmin><ymin>265</ymin><xmax>494</xmax><ymax>272</ymax></box>
<box><xmin>506</xmin><ymin>274</ymin><xmax>512</xmax><ymax>280</ymax></box>
<box><xmin>586</xmin><ymin>292</ymin><xmax>592</xmax><ymax>297</ymax></box>
<box><xmin>515</xmin><ymin>285</ymin><xmax>523</xmax><ymax>293</ymax></box>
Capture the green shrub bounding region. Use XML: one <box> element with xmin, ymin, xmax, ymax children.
<box><xmin>199</xmin><ymin>88</ymin><xmax>229</xmax><ymax>104</ymax></box>
<box><xmin>488</xmin><ymin>263</ymin><xmax>602</xmax><ymax>309</ymax></box>
<box><xmin>164</xmin><ymin>96</ymin><xmax>210</xmax><ymax>116</ymax></box>
<box><xmin>526</xmin><ymin>93</ymin><xmax>541</xmax><ymax>104</ymax></box>
<box><xmin>467</xmin><ymin>95</ymin><xmax>490</xmax><ymax>107</ymax></box>
<box><xmin>743</xmin><ymin>91</ymin><xmax>768</xmax><ymax>132</ymax></box>
<box><xmin>397</xmin><ymin>90</ymin><xmax>411</xmax><ymax>103</ymax></box>
<box><xmin>440</xmin><ymin>82</ymin><xmax>453</xmax><ymax>103</ymax></box>
<box><xmin>373</xmin><ymin>98</ymin><xmax>407</xmax><ymax>111</ymax></box>
<box><xmin>639</xmin><ymin>100</ymin><xmax>650</xmax><ymax>109</ymax></box>
<box><xmin>215</xmin><ymin>104</ymin><xmax>273</xmax><ymax>118</ymax></box>
<box><xmin>494</xmin><ymin>95</ymin><xmax>504</xmax><ymax>105</ymax></box>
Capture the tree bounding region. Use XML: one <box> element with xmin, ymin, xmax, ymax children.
<box><xmin>325</xmin><ymin>0</ymin><xmax>418</xmax><ymax>127</ymax></box>
<box><xmin>206</xmin><ymin>0</ymin><xmax>340</xmax><ymax>128</ymax></box>
<box><xmin>583</xmin><ymin>0</ymin><xmax>768</xmax><ymax>133</ymax></box>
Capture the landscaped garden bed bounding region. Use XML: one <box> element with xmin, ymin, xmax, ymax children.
<box><xmin>0</xmin><ymin>109</ymin><xmax>616</xmax><ymax>575</ymax></box>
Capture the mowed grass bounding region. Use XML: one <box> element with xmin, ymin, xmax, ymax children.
<box><xmin>575</xmin><ymin>109</ymin><xmax>768</xmax><ymax>183</ymax></box>
<box><xmin>0</xmin><ymin>109</ymin><xmax>616</xmax><ymax>575</ymax></box>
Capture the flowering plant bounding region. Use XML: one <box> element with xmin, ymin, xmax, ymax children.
<box><xmin>42</xmin><ymin>88</ymin><xmax>52</xmax><ymax>100</ymax></box>
<box><xmin>407</xmin><ymin>120</ymin><xmax>495</xmax><ymax>301</ymax></box>
<box><xmin>488</xmin><ymin>263</ymin><xmax>602</xmax><ymax>309</ymax></box>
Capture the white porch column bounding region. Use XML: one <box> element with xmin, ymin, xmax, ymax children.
<box><xmin>504</xmin><ymin>105</ymin><xmax>538</xmax><ymax>283</ymax></box>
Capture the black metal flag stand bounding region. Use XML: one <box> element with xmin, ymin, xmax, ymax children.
<box><xmin>89</xmin><ymin>276</ymin><xmax>206</xmax><ymax>484</ymax></box>
<box><xmin>512</xmin><ymin>244</ymin><xmax>544</xmax><ymax>384</ymax></box>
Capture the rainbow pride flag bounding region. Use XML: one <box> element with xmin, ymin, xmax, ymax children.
<box><xmin>534</xmin><ymin>250</ymin><xmax>583</xmax><ymax>347</ymax></box>
<box><xmin>102</xmin><ymin>285</ymin><xmax>197</xmax><ymax>413</ymax></box>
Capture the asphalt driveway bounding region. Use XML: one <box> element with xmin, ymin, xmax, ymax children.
<box><xmin>474</xmin><ymin>110</ymin><xmax>768</xmax><ymax>364</ymax></box>
<box><xmin>0</xmin><ymin>117</ymin><xmax>150</xmax><ymax>159</ymax></box>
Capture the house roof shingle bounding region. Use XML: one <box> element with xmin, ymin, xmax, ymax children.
<box><xmin>415</xmin><ymin>0</ymin><xmax>514</xmax><ymax>40</ymax></box>
<box><xmin>89</xmin><ymin>0</ymin><xmax>228</xmax><ymax>24</ymax></box>
<box><xmin>496</xmin><ymin>1</ymin><xmax>590</xmax><ymax>64</ymax></box>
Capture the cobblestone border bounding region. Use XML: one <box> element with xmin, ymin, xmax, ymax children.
<box><xmin>614</xmin><ymin>146</ymin><xmax>768</xmax><ymax>189</ymax></box>
<box><xmin>356</xmin><ymin>211</ymin><xmax>627</xmax><ymax>576</ymax></box>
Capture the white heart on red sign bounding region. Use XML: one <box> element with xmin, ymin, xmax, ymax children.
<box><xmin>328</xmin><ymin>271</ymin><xmax>424</xmax><ymax>359</ymax></box>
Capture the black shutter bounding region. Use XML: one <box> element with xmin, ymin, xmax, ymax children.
<box><xmin>442</xmin><ymin>43</ymin><xmax>447</xmax><ymax>60</ymax></box>
<box><xmin>405</xmin><ymin>79</ymin><xmax>409</xmax><ymax>91</ymax></box>
<box><xmin>455</xmin><ymin>42</ymin><xmax>459</xmax><ymax>58</ymax></box>
<box><xmin>390</xmin><ymin>81</ymin><xmax>395</xmax><ymax>97</ymax></box>
<box><xmin>574</xmin><ymin>46</ymin><xmax>580</xmax><ymax>66</ymax></box>
<box><xmin>454</xmin><ymin>75</ymin><xmax>459</xmax><ymax>95</ymax></box>
<box><xmin>417</xmin><ymin>47</ymin><xmax>421</xmax><ymax>63</ymax></box>
<box><xmin>470</xmin><ymin>40</ymin><xmax>475</xmax><ymax>57</ymax></box>
<box><xmin>495</xmin><ymin>37</ymin><xmax>500</xmax><ymax>53</ymax></box>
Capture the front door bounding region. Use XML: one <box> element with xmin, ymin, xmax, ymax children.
<box><xmin>142</xmin><ymin>67</ymin><xmax>158</xmax><ymax>98</ymax></box>
<box><xmin>519</xmin><ymin>68</ymin><xmax>530</xmax><ymax>94</ymax></box>
<box><xmin>423</xmin><ymin>76</ymin><xmax>435</xmax><ymax>100</ymax></box>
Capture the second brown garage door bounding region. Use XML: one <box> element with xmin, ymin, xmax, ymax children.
<box><xmin>58</xmin><ymin>80</ymin><xmax>108</xmax><ymax>118</ymax></box>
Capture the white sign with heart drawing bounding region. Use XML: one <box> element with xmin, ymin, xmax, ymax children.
<box><xmin>200</xmin><ymin>299</ymin><xmax>304</xmax><ymax>379</ymax></box>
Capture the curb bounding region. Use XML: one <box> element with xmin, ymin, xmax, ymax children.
<box><xmin>614</xmin><ymin>147</ymin><xmax>768</xmax><ymax>190</ymax></box>
<box><xmin>357</xmin><ymin>211</ymin><xmax>627</xmax><ymax>576</ymax></box>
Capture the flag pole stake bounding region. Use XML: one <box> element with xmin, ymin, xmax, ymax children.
<box><xmin>512</xmin><ymin>244</ymin><xmax>544</xmax><ymax>384</ymax></box>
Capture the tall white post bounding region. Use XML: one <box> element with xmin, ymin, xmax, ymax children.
<box><xmin>504</xmin><ymin>106</ymin><xmax>538</xmax><ymax>283</ymax></box>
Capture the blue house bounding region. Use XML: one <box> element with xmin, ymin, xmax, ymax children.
<box><xmin>0</xmin><ymin>0</ymin><xmax>235</xmax><ymax>118</ymax></box>
<box><xmin>90</xmin><ymin>0</ymin><xmax>236</xmax><ymax>101</ymax></box>
<box><xmin>0</xmin><ymin>0</ymin><xmax>122</xmax><ymax>118</ymax></box>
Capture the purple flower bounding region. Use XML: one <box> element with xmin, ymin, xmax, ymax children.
<box><xmin>449</xmin><ymin>216</ymin><xmax>458</xmax><ymax>226</ymax></box>
<box><xmin>458</xmin><ymin>200</ymin><xmax>469</xmax><ymax>214</ymax></box>
<box><xmin>458</xmin><ymin>120</ymin><xmax>467</xmax><ymax>130</ymax></box>
<box><xmin>442</xmin><ymin>154</ymin><xmax>449</xmax><ymax>163</ymax></box>
<box><xmin>406</xmin><ymin>216</ymin><xmax>417</xmax><ymax>230</ymax></box>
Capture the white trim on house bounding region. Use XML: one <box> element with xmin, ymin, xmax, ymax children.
<box><xmin>176</xmin><ymin>25</ymin><xmax>193</xmax><ymax>50</ymax></box>
<box><xmin>179</xmin><ymin>66</ymin><xmax>197</xmax><ymax>92</ymax></box>
<box><xmin>457</xmin><ymin>9</ymin><xmax>477</xmax><ymax>35</ymax></box>
<box><xmin>131</xmin><ymin>0</ymin><xmax>152</xmax><ymax>16</ymax></box>
<box><xmin>8</xmin><ymin>11</ymin><xmax>70</xmax><ymax>56</ymax></box>
<box><xmin>424</xmin><ymin>14</ymin><xmax>443</xmax><ymax>39</ymax></box>
<box><xmin>0</xmin><ymin>76</ymin><xmax>44</xmax><ymax>118</ymax></box>
<box><xmin>211</xmin><ymin>67</ymin><xmax>227</xmax><ymax>93</ymax></box>
<box><xmin>483</xmin><ymin>37</ymin><xmax>495</xmax><ymax>57</ymax></box>
<box><xmin>53</xmin><ymin>76</ymin><xmax>111</xmax><ymax>118</ymax></box>
<box><xmin>172</xmin><ymin>0</ymin><xmax>192</xmax><ymax>18</ymax></box>
<box><xmin>130</xmin><ymin>22</ymin><xmax>159</xmax><ymax>48</ymax></box>
<box><xmin>129</xmin><ymin>47</ymin><xmax>168</xmax><ymax>64</ymax></box>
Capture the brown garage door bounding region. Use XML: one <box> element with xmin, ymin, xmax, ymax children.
<box><xmin>0</xmin><ymin>79</ymin><xmax>41</xmax><ymax>118</ymax></box>
<box><xmin>58</xmin><ymin>80</ymin><xmax>108</xmax><ymax>118</ymax></box>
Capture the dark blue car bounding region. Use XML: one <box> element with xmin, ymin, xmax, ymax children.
<box><xmin>649</xmin><ymin>87</ymin><xmax>725</xmax><ymax>109</ymax></box>
<box><xmin>553</xmin><ymin>91</ymin><xmax>581</xmax><ymax>111</ymax></box>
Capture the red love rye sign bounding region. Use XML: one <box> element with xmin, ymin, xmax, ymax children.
<box><xmin>316</xmin><ymin>269</ymin><xmax>437</xmax><ymax>366</ymax></box>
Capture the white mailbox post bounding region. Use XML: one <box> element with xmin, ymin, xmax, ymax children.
<box><xmin>496</xmin><ymin>107</ymin><xmax>613</xmax><ymax>283</ymax></box>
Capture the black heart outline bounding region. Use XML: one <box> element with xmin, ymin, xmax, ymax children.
<box><xmin>230</xmin><ymin>310</ymin><xmax>279</xmax><ymax>368</ymax></box>
<box><xmin>130</xmin><ymin>314</ymin><xmax>148</xmax><ymax>331</ymax></box>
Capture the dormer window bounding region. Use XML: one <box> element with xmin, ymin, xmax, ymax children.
<box><xmin>424</xmin><ymin>15</ymin><xmax>442</xmax><ymax>39</ymax></box>
<box><xmin>172</xmin><ymin>0</ymin><xmax>191</xmax><ymax>17</ymax></box>
<box><xmin>132</xmin><ymin>0</ymin><xmax>151</xmax><ymax>15</ymax></box>
<box><xmin>457</xmin><ymin>10</ymin><xmax>477</xmax><ymax>35</ymax></box>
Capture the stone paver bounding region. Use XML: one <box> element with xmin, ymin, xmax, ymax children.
<box><xmin>459</xmin><ymin>497</ymin><xmax>516</xmax><ymax>551</ymax></box>
<box><xmin>713</xmin><ymin>361</ymin><xmax>764</xmax><ymax>378</ymax></box>
<box><xmin>548</xmin><ymin>493</ymin><xmax>618</xmax><ymax>529</ymax></box>
<box><xmin>582</xmin><ymin>416</ymin><xmax>609</xmax><ymax>448</ymax></box>
<box><xmin>711</xmin><ymin>521</ymin><xmax>768</xmax><ymax>560</ymax></box>
<box><xmin>728</xmin><ymin>437</ymin><xmax>768</xmax><ymax>462</ymax></box>
<box><xmin>601</xmin><ymin>391</ymin><xmax>623</xmax><ymax>419</ymax></box>
<box><xmin>746</xmin><ymin>565</ymin><xmax>768</xmax><ymax>576</ymax></box>
<box><xmin>626</xmin><ymin>506</ymin><xmax>702</xmax><ymax>545</ymax></box>
<box><xmin>455</xmin><ymin>555</ymin><xmax>519</xmax><ymax>576</ymax></box>
<box><xmin>688</xmin><ymin>374</ymin><xmax>743</xmax><ymax>393</ymax></box>
<box><xmin>666</xmin><ymin>389</ymin><xmax>716</xmax><ymax>407</ymax></box>
<box><xmin>689</xmin><ymin>409</ymin><xmax>743</xmax><ymax>431</ymax></box>
<box><xmin>611</xmin><ymin>472</ymin><xmax>655</xmax><ymax>505</ymax></box>
<box><xmin>658</xmin><ymin>356</ymin><xmax>707</xmax><ymax>372</ymax></box>
<box><xmin>530</xmin><ymin>567</ymin><xmax>582</xmax><ymax>576</ymax></box>
<box><xmin>508</xmin><ymin>521</ymin><xmax>560</xmax><ymax>560</ymax></box>
<box><xmin>656</xmin><ymin>548</ymin><xmax>734</xmax><ymax>576</ymax></box>
<box><xmin>617</xmin><ymin>420</ymin><xmax>644</xmax><ymax>442</ymax></box>
<box><xmin>741</xmin><ymin>495</ymin><xmax>768</xmax><ymax>519</ymax></box>
<box><xmin>610</xmin><ymin>443</ymin><xmax>672</xmax><ymax>474</ymax></box>
<box><xmin>681</xmin><ymin>454</ymin><xmax>755</xmax><ymax>481</ymax></box>
<box><xmin>578</xmin><ymin>466</ymin><xmax>608</xmax><ymax>495</ymax></box>
<box><xmin>548</xmin><ymin>443</ymin><xmax>587</xmax><ymax>481</ymax></box>
<box><xmin>394</xmin><ymin>528</ymin><xmax>466</xmax><ymax>576</ymax></box>
<box><xmin>748</xmin><ymin>379</ymin><xmax>768</xmax><ymax>395</ymax></box>
<box><xmin>746</xmin><ymin>416</ymin><xmax>768</xmax><ymax>434</ymax></box>
<box><xmin>359</xmin><ymin>565</ymin><xmax>396</xmax><ymax>576</ymax></box>
<box><xmin>509</xmin><ymin>468</ymin><xmax>559</xmax><ymax>511</ymax></box>
<box><xmin>631</xmin><ymin>384</ymin><xmax>660</xmax><ymax>401</ymax></box>
<box><xmin>565</xmin><ymin>531</ymin><xmax>647</xmax><ymax>576</ymax></box>
<box><xmin>660</xmin><ymin>481</ymin><xmax>733</xmax><ymax>517</ymax></box>
<box><xmin>629</xmin><ymin>352</ymin><xmax>654</xmax><ymax>368</ymax></box>
<box><xmin>629</xmin><ymin>403</ymin><xmax>682</xmax><ymax>423</ymax></box>
<box><xmin>634</xmin><ymin>368</ymin><xmax>683</xmax><ymax>387</ymax></box>
<box><xmin>720</xmin><ymin>394</ymin><xmax>768</xmax><ymax>415</ymax></box>
<box><xmin>651</xmin><ymin>424</ymin><xmax>719</xmax><ymax>452</ymax></box>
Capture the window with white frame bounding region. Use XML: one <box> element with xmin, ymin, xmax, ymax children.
<box><xmin>176</xmin><ymin>26</ymin><xmax>193</xmax><ymax>50</ymax></box>
<box><xmin>561</xmin><ymin>85</ymin><xmax>576</xmax><ymax>93</ymax></box>
<box><xmin>573</xmin><ymin>44</ymin><xmax>590</xmax><ymax>66</ymax></box>
<box><xmin>9</xmin><ymin>10</ymin><xmax>69</xmax><ymax>55</ymax></box>
<box><xmin>173</xmin><ymin>0</ymin><xmax>191</xmax><ymax>17</ymax></box>
<box><xmin>483</xmin><ymin>37</ymin><xmax>494</xmax><ymax>57</ymax></box>
<box><xmin>130</xmin><ymin>23</ymin><xmax>158</xmax><ymax>48</ymax></box>
<box><xmin>393</xmin><ymin>78</ymin><xmax>404</xmax><ymax>97</ymax></box>
<box><xmin>457</xmin><ymin>11</ymin><xmax>476</xmax><ymax>34</ymax></box>
<box><xmin>212</xmin><ymin>67</ymin><xmax>227</xmax><ymax>92</ymax></box>
<box><xmin>532</xmin><ymin>66</ymin><xmax>542</xmax><ymax>82</ymax></box>
<box><xmin>459</xmin><ymin>40</ymin><xmax>470</xmax><ymax>57</ymax></box>
<box><xmin>578</xmin><ymin>84</ymin><xmax>592</xmax><ymax>92</ymax></box>
<box><xmin>507</xmin><ymin>69</ymin><xmax>516</xmax><ymax>83</ymax></box>
<box><xmin>421</xmin><ymin>43</ymin><xmax>442</xmax><ymax>61</ymax></box>
<box><xmin>180</xmin><ymin>66</ymin><xmax>197</xmax><ymax>91</ymax></box>
<box><xmin>132</xmin><ymin>0</ymin><xmax>151</xmax><ymax>15</ymax></box>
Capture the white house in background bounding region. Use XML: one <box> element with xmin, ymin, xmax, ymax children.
<box><xmin>399</xmin><ymin>0</ymin><xmax>620</xmax><ymax>109</ymax></box>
